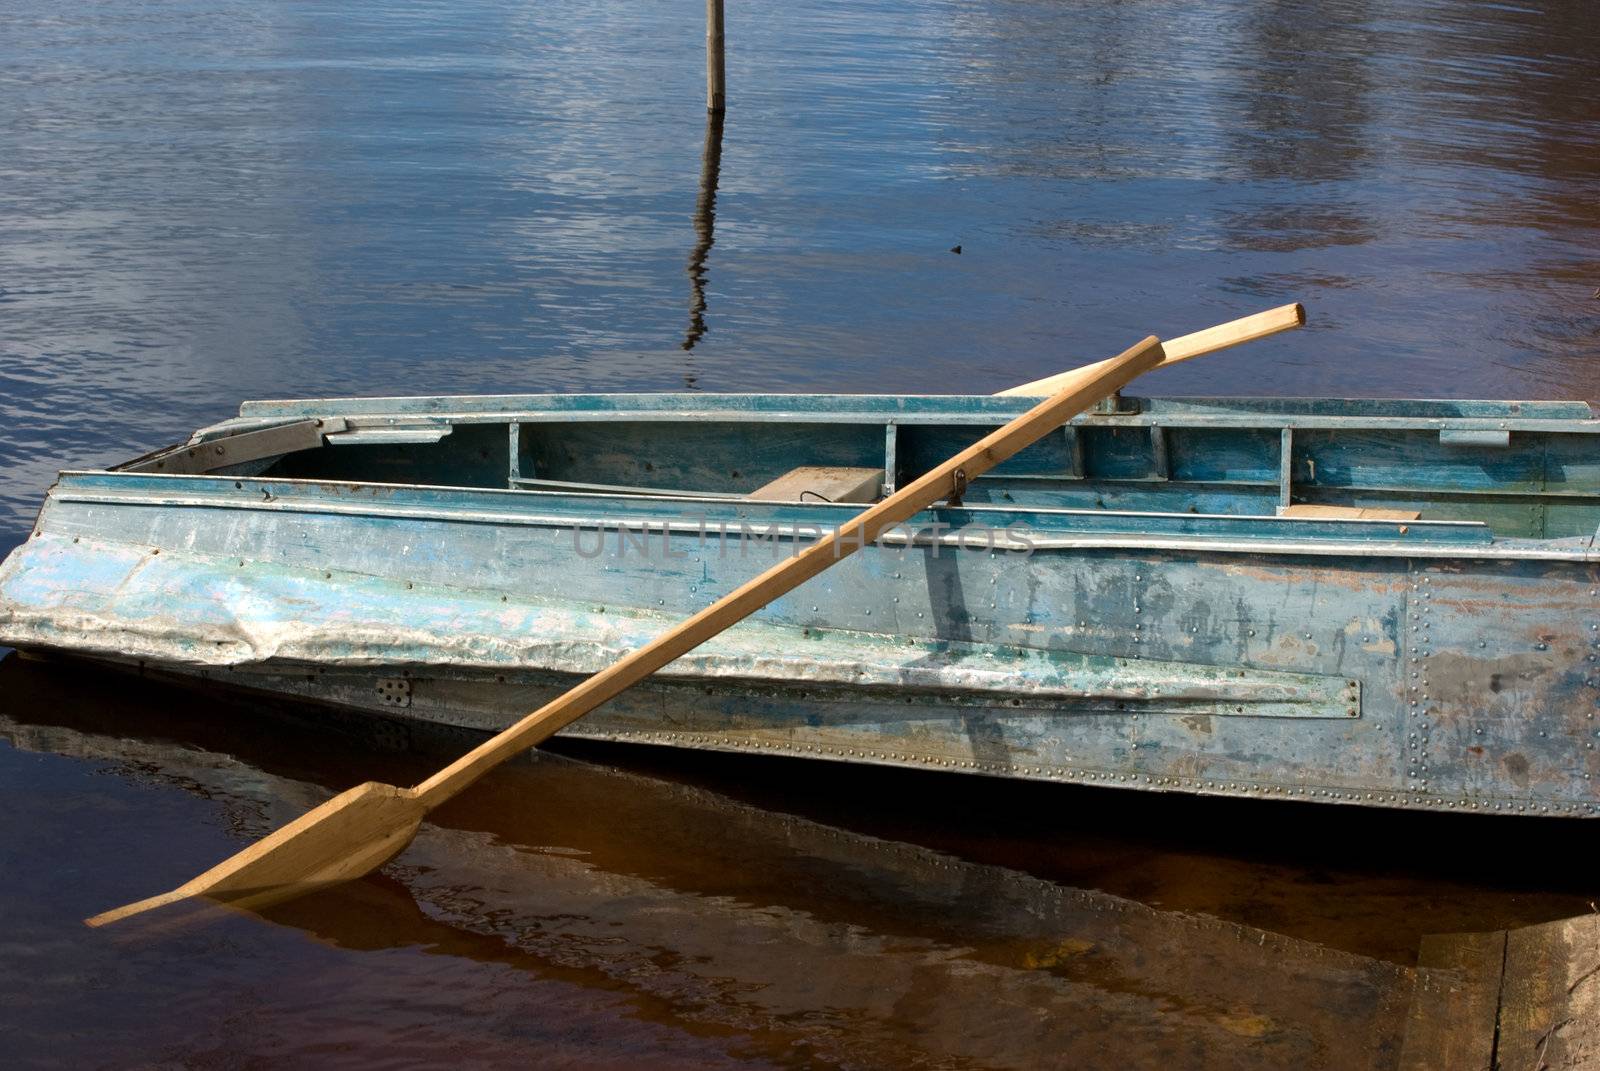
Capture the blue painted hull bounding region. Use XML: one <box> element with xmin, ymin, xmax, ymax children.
<box><xmin>3</xmin><ymin>392</ymin><xmax>1598</xmax><ymax>815</ymax></box>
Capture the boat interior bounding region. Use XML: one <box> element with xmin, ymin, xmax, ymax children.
<box><xmin>117</xmin><ymin>393</ymin><xmax>1600</xmax><ymax>542</ymax></box>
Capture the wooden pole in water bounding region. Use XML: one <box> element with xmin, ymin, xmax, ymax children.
<box><xmin>706</xmin><ymin>0</ymin><xmax>726</xmax><ymax>113</ymax></box>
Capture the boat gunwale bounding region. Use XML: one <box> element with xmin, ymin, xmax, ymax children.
<box><xmin>228</xmin><ymin>390</ymin><xmax>1598</xmax><ymax>418</ymax></box>
<box><xmin>195</xmin><ymin>408</ymin><xmax>1600</xmax><ymax>438</ymax></box>
<box><xmin>40</xmin><ymin>468</ymin><xmax>1600</xmax><ymax>563</ymax></box>
<box><xmin>51</xmin><ymin>389</ymin><xmax>1600</xmax><ymax>562</ymax></box>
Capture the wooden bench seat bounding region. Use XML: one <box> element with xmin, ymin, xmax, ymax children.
<box><xmin>1278</xmin><ymin>504</ymin><xmax>1422</xmax><ymax>521</ymax></box>
<box><xmin>748</xmin><ymin>466</ymin><xmax>883</xmax><ymax>503</ymax></box>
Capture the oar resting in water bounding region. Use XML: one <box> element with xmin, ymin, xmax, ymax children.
<box><xmin>84</xmin><ymin>315</ymin><xmax>1291</xmax><ymax>928</ymax></box>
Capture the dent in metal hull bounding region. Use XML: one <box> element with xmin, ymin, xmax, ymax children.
<box><xmin>5</xmin><ymin>392</ymin><xmax>1600</xmax><ymax>817</ymax></box>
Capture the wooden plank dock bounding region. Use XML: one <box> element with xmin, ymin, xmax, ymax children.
<box><xmin>1403</xmin><ymin>914</ymin><xmax>1600</xmax><ymax>1070</ymax></box>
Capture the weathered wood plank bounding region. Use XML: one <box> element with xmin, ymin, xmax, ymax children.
<box><xmin>1498</xmin><ymin>914</ymin><xmax>1600</xmax><ymax>1071</ymax></box>
<box><xmin>1398</xmin><ymin>929</ymin><xmax>1504</xmax><ymax>1071</ymax></box>
<box><xmin>1279</xmin><ymin>504</ymin><xmax>1422</xmax><ymax>521</ymax></box>
<box><xmin>748</xmin><ymin>466</ymin><xmax>882</xmax><ymax>503</ymax></box>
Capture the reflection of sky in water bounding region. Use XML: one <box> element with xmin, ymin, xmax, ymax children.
<box><xmin>1</xmin><ymin>0</ymin><xmax>1598</xmax><ymax>534</ymax></box>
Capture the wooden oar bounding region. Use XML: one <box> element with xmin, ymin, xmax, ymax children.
<box><xmin>995</xmin><ymin>303</ymin><xmax>1303</xmax><ymax>397</ymax></box>
<box><xmin>85</xmin><ymin>334</ymin><xmax>1170</xmax><ymax>928</ymax></box>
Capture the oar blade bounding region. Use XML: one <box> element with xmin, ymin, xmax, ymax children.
<box><xmin>86</xmin><ymin>781</ymin><xmax>425</xmax><ymax>927</ymax></box>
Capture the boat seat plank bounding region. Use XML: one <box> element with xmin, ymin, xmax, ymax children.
<box><xmin>1278</xmin><ymin>504</ymin><xmax>1422</xmax><ymax>521</ymax></box>
<box><xmin>748</xmin><ymin>466</ymin><xmax>883</xmax><ymax>503</ymax></box>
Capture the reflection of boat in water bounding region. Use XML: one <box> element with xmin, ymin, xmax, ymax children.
<box><xmin>8</xmin><ymin>654</ymin><xmax>1599</xmax><ymax>1068</ymax></box>
<box><xmin>1</xmin><ymin>655</ymin><xmax>1413</xmax><ymax>1069</ymax></box>
<box><xmin>5</xmin><ymin>391</ymin><xmax>1600</xmax><ymax>816</ymax></box>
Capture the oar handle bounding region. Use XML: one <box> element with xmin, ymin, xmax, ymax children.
<box><xmin>996</xmin><ymin>303</ymin><xmax>1304</xmax><ymax>397</ymax></box>
<box><xmin>410</xmin><ymin>335</ymin><xmax>1168</xmax><ymax>808</ymax></box>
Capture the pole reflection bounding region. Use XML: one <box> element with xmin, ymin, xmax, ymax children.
<box><xmin>681</xmin><ymin>108</ymin><xmax>725</xmax><ymax>362</ymax></box>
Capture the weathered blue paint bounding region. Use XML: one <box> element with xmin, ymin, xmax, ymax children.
<box><xmin>3</xmin><ymin>391</ymin><xmax>1600</xmax><ymax>816</ymax></box>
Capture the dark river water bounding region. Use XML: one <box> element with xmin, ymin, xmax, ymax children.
<box><xmin>2</xmin><ymin>0</ymin><xmax>1599</xmax><ymax>1067</ymax></box>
